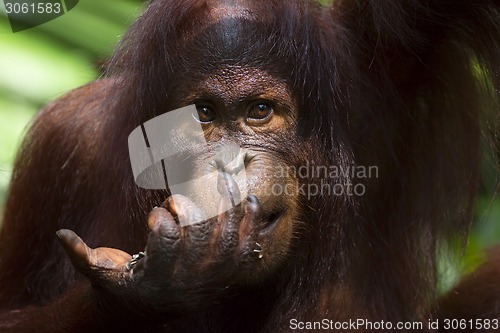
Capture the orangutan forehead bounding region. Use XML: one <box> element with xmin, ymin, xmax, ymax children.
<box><xmin>183</xmin><ymin>66</ymin><xmax>292</xmax><ymax>104</ymax></box>
<box><xmin>206</xmin><ymin>0</ymin><xmax>260</xmax><ymax>19</ymax></box>
<box><xmin>208</xmin><ymin>3</ymin><xmax>254</xmax><ymax>21</ymax></box>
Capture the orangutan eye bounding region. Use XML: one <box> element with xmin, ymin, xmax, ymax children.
<box><xmin>195</xmin><ymin>106</ymin><xmax>216</xmax><ymax>123</ymax></box>
<box><xmin>247</xmin><ymin>103</ymin><xmax>273</xmax><ymax>124</ymax></box>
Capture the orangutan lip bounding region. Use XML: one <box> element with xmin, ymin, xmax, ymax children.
<box><xmin>260</xmin><ymin>211</ymin><xmax>284</xmax><ymax>234</ymax></box>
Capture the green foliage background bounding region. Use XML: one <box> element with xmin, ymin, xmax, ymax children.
<box><xmin>0</xmin><ymin>0</ymin><xmax>498</xmax><ymax>293</ymax></box>
<box><xmin>0</xmin><ymin>0</ymin><xmax>144</xmax><ymax>205</ymax></box>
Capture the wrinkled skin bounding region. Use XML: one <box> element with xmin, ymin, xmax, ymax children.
<box><xmin>2</xmin><ymin>0</ymin><xmax>500</xmax><ymax>331</ymax></box>
<box><xmin>57</xmin><ymin>67</ymin><xmax>301</xmax><ymax>311</ymax></box>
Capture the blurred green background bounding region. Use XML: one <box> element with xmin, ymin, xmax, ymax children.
<box><xmin>0</xmin><ymin>0</ymin><xmax>498</xmax><ymax>293</ymax></box>
<box><xmin>0</xmin><ymin>0</ymin><xmax>144</xmax><ymax>206</ymax></box>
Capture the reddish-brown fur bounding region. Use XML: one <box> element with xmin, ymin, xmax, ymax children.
<box><xmin>0</xmin><ymin>1</ymin><xmax>499</xmax><ymax>332</ymax></box>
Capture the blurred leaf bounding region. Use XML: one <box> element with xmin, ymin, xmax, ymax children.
<box><xmin>0</xmin><ymin>0</ymin><xmax>143</xmax><ymax>205</ymax></box>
